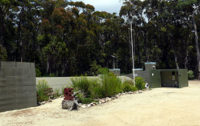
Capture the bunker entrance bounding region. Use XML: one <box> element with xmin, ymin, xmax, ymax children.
<box><xmin>161</xmin><ymin>71</ymin><xmax>179</xmax><ymax>88</ymax></box>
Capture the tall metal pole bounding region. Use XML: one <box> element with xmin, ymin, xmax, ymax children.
<box><xmin>130</xmin><ymin>22</ymin><xmax>135</xmax><ymax>85</ymax></box>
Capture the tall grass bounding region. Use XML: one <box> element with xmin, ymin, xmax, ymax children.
<box><xmin>72</xmin><ymin>77</ymin><xmax>93</xmax><ymax>97</ymax></box>
<box><xmin>71</xmin><ymin>74</ymin><xmax>146</xmax><ymax>104</ymax></box>
<box><xmin>101</xmin><ymin>73</ymin><xmax>122</xmax><ymax>97</ymax></box>
<box><xmin>72</xmin><ymin>77</ymin><xmax>100</xmax><ymax>103</ymax></box>
<box><xmin>37</xmin><ymin>80</ymin><xmax>50</xmax><ymax>102</ymax></box>
<box><xmin>135</xmin><ymin>77</ymin><xmax>145</xmax><ymax>90</ymax></box>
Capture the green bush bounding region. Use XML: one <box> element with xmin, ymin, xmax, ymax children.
<box><xmin>188</xmin><ymin>70</ymin><xmax>194</xmax><ymax>80</ymax></box>
<box><xmin>37</xmin><ymin>80</ymin><xmax>50</xmax><ymax>102</ymax></box>
<box><xmin>71</xmin><ymin>75</ymin><xmax>142</xmax><ymax>104</ymax></box>
<box><xmin>35</xmin><ymin>68</ymin><xmax>41</xmax><ymax>77</ymax></box>
<box><xmin>131</xmin><ymin>86</ymin><xmax>138</xmax><ymax>91</ymax></box>
<box><xmin>122</xmin><ymin>80</ymin><xmax>137</xmax><ymax>92</ymax></box>
<box><xmin>49</xmin><ymin>73</ymin><xmax>55</xmax><ymax>77</ymax></box>
<box><xmin>101</xmin><ymin>73</ymin><xmax>122</xmax><ymax>97</ymax></box>
<box><xmin>135</xmin><ymin>77</ymin><xmax>145</xmax><ymax>90</ymax></box>
<box><xmin>77</xmin><ymin>92</ymin><xmax>94</xmax><ymax>104</ymax></box>
<box><xmin>97</xmin><ymin>67</ymin><xmax>109</xmax><ymax>74</ymax></box>
<box><xmin>88</xmin><ymin>81</ymin><xmax>103</xmax><ymax>99</ymax></box>
<box><xmin>72</xmin><ymin>77</ymin><xmax>92</xmax><ymax>97</ymax></box>
<box><xmin>53</xmin><ymin>89</ymin><xmax>61</xmax><ymax>98</ymax></box>
<box><xmin>72</xmin><ymin>77</ymin><xmax>102</xmax><ymax>99</ymax></box>
<box><xmin>90</xmin><ymin>61</ymin><xmax>102</xmax><ymax>75</ymax></box>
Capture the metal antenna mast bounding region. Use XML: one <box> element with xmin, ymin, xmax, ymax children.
<box><xmin>130</xmin><ymin>22</ymin><xmax>135</xmax><ymax>85</ymax></box>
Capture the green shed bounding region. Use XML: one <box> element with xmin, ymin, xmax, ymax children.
<box><xmin>149</xmin><ymin>69</ymin><xmax>188</xmax><ymax>88</ymax></box>
<box><xmin>131</xmin><ymin>62</ymin><xmax>188</xmax><ymax>88</ymax></box>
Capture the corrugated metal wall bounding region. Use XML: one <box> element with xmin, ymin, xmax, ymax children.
<box><xmin>0</xmin><ymin>62</ymin><xmax>37</xmax><ymax>112</ymax></box>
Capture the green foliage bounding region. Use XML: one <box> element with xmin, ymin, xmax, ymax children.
<box><xmin>178</xmin><ymin>0</ymin><xmax>197</xmax><ymax>6</ymax></box>
<box><xmin>135</xmin><ymin>77</ymin><xmax>145</xmax><ymax>90</ymax></box>
<box><xmin>90</xmin><ymin>61</ymin><xmax>102</xmax><ymax>75</ymax></box>
<box><xmin>122</xmin><ymin>80</ymin><xmax>137</xmax><ymax>92</ymax></box>
<box><xmin>1</xmin><ymin>0</ymin><xmax>200</xmax><ymax>78</ymax></box>
<box><xmin>188</xmin><ymin>70</ymin><xmax>194</xmax><ymax>80</ymax></box>
<box><xmin>54</xmin><ymin>89</ymin><xmax>61</xmax><ymax>98</ymax></box>
<box><xmin>72</xmin><ymin>77</ymin><xmax>92</xmax><ymax>97</ymax></box>
<box><xmin>72</xmin><ymin>75</ymin><xmax>125</xmax><ymax>103</ymax></box>
<box><xmin>35</xmin><ymin>68</ymin><xmax>41</xmax><ymax>77</ymax></box>
<box><xmin>101</xmin><ymin>73</ymin><xmax>122</xmax><ymax>97</ymax></box>
<box><xmin>49</xmin><ymin>73</ymin><xmax>55</xmax><ymax>77</ymax></box>
<box><xmin>88</xmin><ymin>81</ymin><xmax>103</xmax><ymax>99</ymax></box>
<box><xmin>77</xmin><ymin>92</ymin><xmax>94</xmax><ymax>104</ymax></box>
<box><xmin>0</xmin><ymin>45</ymin><xmax>7</xmax><ymax>60</ymax></box>
<box><xmin>97</xmin><ymin>67</ymin><xmax>109</xmax><ymax>74</ymax></box>
<box><xmin>37</xmin><ymin>80</ymin><xmax>50</xmax><ymax>102</ymax></box>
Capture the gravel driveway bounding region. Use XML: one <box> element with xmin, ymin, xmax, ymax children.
<box><xmin>0</xmin><ymin>81</ymin><xmax>200</xmax><ymax>126</ymax></box>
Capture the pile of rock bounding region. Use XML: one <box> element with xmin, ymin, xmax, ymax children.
<box><xmin>79</xmin><ymin>90</ymin><xmax>146</xmax><ymax>108</ymax></box>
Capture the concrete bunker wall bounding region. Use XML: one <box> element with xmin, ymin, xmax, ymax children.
<box><xmin>0</xmin><ymin>61</ymin><xmax>37</xmax><ymax>112</ymax></box>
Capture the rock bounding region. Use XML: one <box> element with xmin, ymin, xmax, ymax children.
<box><xmin>40</xmin><ymin>101</ymin><xmax>46</xmax><ymax>105</ymax></box>
<box><xmin>105</xmin><ymin>97</ymin><xmax>111</xmax><ymax>102</ymax></box>
<box><xmin>138</xmin><ymin>90</ymin><xmax>143</xmax><ymax>93</ymax></box>
<box><xmin>81</xmin><ymin>104</ymin><xmax>87</xmax><ymax>108</ymax></box>
<box><xmin>62</xmin><ymin>100</ymin><xmax>77</xmax><ymax>110</ymax></box>
<box><xmin>111</xmin><ymin>97</ymin><xmax>116</xmax><ymax>100</ymax></box>
<box><xmin>48</xmin><ymin>99</ymin><xmax>52</xmax><ymax>102</ymax></box>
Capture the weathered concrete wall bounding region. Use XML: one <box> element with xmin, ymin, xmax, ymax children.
<box><xmin>0</xmin><ymin>61</ymin><xmax>36</xmax><ymax>112</ymax></box>
<box><xmin>36</xmin><ymin>76</ymin><xmax>132</xmax><ymax>93</ymax></box>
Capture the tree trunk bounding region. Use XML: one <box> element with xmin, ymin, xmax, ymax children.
<box><xmin>174</xmin><ymin>52</ymin><xmax>179</xmax><ymax>70</ymax></box>
<box><xmin>192</xmin><ymin>13</ymin><xmax>200</xmax><ymax>79</ymax></box>
<box><xmin>184</xmin><ymin>47</ymin><xmax>188</xmax><ymax>69</ymax></box>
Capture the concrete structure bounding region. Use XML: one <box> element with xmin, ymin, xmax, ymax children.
<box><xmin>109</xmin><ymin>68</ymin><xmax>120</xmax><ymax>76</ymax></box>
<box><xmin>127</xmin><ymin>62</ymin><xmax>188</xmax><ymax>88</ymax></box>
<box><xmin>36</xmin><ymin>76</ymin><xmax>132</xmax><ymax>93</ymax></box>
<box><xmin>0</xmin><ymin>61</ymin><xmax>36</xmax><ymax>112</ymax></box>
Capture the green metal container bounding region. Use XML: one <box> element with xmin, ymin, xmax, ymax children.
<box><xmin>149</xmin><ymin>69</ymin><xmax>188</xmax><ymax>88</ymax></box>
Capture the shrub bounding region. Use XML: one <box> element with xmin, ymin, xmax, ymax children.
<box><xmin>72</xmin><ymin>77</ymin><xmax>102</xmax><ymax>99</ymax></box>
<box><xmin>131</xmin><ymin>86</ymin><xmax>138</xmax><ymax>91</ymax></box>
<box><xmin>77</xmin><ymin>92</ymin><xmax>94</xmax><ymax>104</ymax></box>
<box><xmin>49</xmin><ymin>73</ymin><xmax>55</xmax><ymax>77</ymax></box>
<box><xmin>88</xmin><ymin>80</ymin><xmax>103</xmax><ymax>99</ymax></box>
<box><xmin>188</xmin><ymin>70</ymin><xmax>194</xmax><ymax>80</ymax></box>
<box><xmin>53</xmin><ymin>89</ymin><xmax>61</xmax><ymax>98</ymax></box>
<box><xmin>135</xmin><ymin>77</ymin><xmax>145</xmax><ymax>90</ymax></box>
<box><xmin>72</xmin><ymin>77</ymin><xmax>92</xmax><ymax>97</ymax></box>
<box><xmin>97</xmin><ymin>67</ymin><xmax>109</xmax><ymax>74</ymax></box>
<box><xmin>35</xmin><ymin>68</ymin><xmax>41</xmax><ymax>77</ymax></box>
<box><xmin>122</xmin><ymin>80</ymin><xmax>137</xmax><ymax>92</ymax></box>
<box><xmin>101</xmin><ymin>73</ymin><xmax>122</xmax><ymax>97</ymax></box>
<box><xmin>37</xmin><ymin>80</ymin><xmax>50</xmax><ymax>102</ymax></box>
<box><xmin>90</xmin><ymin>61</ymin><xmax>102</xmax><ymax>75</ymax></box>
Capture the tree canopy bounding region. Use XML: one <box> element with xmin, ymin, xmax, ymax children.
<box><xmin>1</xmin><ymin>0</ymin><xmax>200</xmax><ymax>78</ymax></box>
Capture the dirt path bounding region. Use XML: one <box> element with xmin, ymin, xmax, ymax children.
<box><xmin>1</xmin><ymin>81</ymin><xmax>200</xmax><ymax>126</ymax></box>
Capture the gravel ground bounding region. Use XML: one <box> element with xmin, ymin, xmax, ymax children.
<box><xmin>0</xmin><ymin>81</ymin><xmax>200</xmax><ymax>126</ymax></box>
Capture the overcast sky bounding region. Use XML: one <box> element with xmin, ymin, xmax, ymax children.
<box><xmin>73</xmin><ymin>0</ymin><xmax>123</xmax><ymax>14</ymax></box>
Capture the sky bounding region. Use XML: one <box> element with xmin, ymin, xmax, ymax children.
<box><xmin>73</xmin><ymin>0</ymin><xmax>123</xmax><ymax>14</ymax></box>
